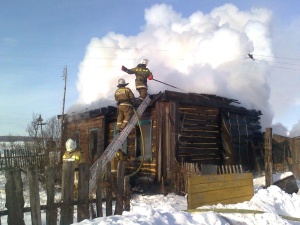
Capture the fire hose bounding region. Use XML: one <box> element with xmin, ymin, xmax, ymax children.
<box><xmin>152</xmin><ymin>78</ymin><xmax>185</xmax><ymax>92</ymax></box>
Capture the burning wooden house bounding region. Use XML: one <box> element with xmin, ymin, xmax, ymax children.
<box><xmin>62</xmin><ymin>90</ymin><xmax>263</xmax><ymax>191</ymax></box>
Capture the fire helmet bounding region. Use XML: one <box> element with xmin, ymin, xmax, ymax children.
<box><xmin>140</xmin><ymin>59</ymin><xmax>149</xmax><ymax>66</ymax></box>
<box><xmin>65</xmin><ymin>139</ymin><xmax>77</xmax><ymax>152</ymax></box>
<box><xmin>117</xmin><ymin>78</ymin><xmax>129</xmax><ymax>87</ymax></box>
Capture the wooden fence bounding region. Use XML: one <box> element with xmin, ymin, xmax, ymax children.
<box><xmin>0</xmin><ymin>148</ymin><xmax>46</xmax><ymax>170</ymax></box>
<box><xmin>187</xmin><ymin>172</ymin><xmax>254</xmax><ymax>209</ymax></box>
<box><xmin>175</xmin><ymin>162</ymin><xmax>245</xmax><ymax>194</ymax></box>
<box><xmin>0</xmin><ymin>160</ymin><xmax>130</xmax><ymax>225</ymax></box>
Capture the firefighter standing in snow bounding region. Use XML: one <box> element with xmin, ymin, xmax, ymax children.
<box><xmin>63</xmin><ymin>139</ymin><xmax>81</xmax><ymax>197</ymax></box>
<box><xmin>121</xmin><ymin>59</ymin><xmax>153</xmax><ymax>102</ymax></box>
<box><xmin>115</xmin><ymin>78</ymin><xmax>135</xmax><ymax>132</ymax></box>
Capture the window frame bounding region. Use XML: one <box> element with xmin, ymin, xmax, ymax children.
<box><xmin>135</xmin><ymin>119</ymin><xmax>152</xmax><ymax>160</ymax></box>
<box><xmin>89</xmin><ymin>128</ymin><xmax>99</xmax><ymax>160</ymax></box>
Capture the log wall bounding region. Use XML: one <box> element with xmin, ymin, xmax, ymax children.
<box><xmin>177</xmin><ymin>104</ymin><xmax>222</xmax><ymax>165</ymax></box>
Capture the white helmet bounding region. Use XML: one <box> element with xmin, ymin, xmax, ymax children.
<box><xmin>140</xmin><ymin>59</ymin><xmax>149</xmax><ymax>66</ymax></box>
<box><xmin>65</xmin><ymin>139</ymin><xmax>77</xmax><ymax>152</ymax></box>
<box><xmin>117</xmin><ymin>78</ymin><xmax>128</xmax><ymax>87</ymax></box>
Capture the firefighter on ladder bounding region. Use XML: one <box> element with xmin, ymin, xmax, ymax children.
<box><xmin>121</xmin><ymin>59</ymin><xmax>153</xmax><ymax>104</ymax></box>
<box><xmin>114</xmin><ymin>78</ymin><xmax>135</xmax><ymax>133</ymax></box>
<box><xmin>63</xmin><ymin>138</ymin><xmax>81</xmax><ymax>197</ymax></box>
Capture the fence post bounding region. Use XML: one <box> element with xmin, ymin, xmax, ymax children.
<box><xmin>115</xmin><ymin>161</ymin><xmax>125</xmax><ymax>215</ymax></box>
<box><xmin>60</xmin><ymin>159</ymin><xmax>75</xmax><ymax>225</ymax></box>
<box><xmin>46</xmin><ymin>165</ymin><xmax>57</xmax><ymax>225</ymax></box>
<box><xmin>28</xmin><ymin>166</ymin><xmax>42</xmax><ymax>225</ymax></box>
<box><xmin>96</xmin><ymin>161</ymin><xmax>103</xmax><ymax>217</ymax></box>
<box><xmin>106</xmin><ymin>162</ymin><xmax>112</xmax><ymax>216</ymax></box>
<box><xmin>5</xmin><ymin>168</ymin><xmax>25</xmax><ymax>225</ymax></box>
<box><xmin>265</xmin><ymin>128</ymin><xmax>273</xmax><ymax>187</ymax></box>
<box><xmin>77</xmin><ymin>163</ymin><xmax>90</xmax><ymax>222</ymax></box>
<box><xmin>124</xmin><ymin>176</ymin><xmax>131</xmax><ymax>211</ymax></box>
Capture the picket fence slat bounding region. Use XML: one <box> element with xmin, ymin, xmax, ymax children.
<box><xmin>1</xmin><ymin>160</ymin><xmax>130</xmax><ymax>224</ymax></box>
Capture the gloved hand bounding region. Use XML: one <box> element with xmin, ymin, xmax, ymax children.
<box><xmin>121</xmin><ymin>65</ymin><xmax>128</xmax><ymax>72</ymax></box>
<box><xmin>148</xmin><ymin>75</ymin><xmax>153</xmax><ymax>80</ymax></box>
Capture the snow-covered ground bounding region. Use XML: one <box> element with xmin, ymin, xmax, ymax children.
<box><xmin>1</xmin><ymin>171</ymin><xmax>300</xmax><ymax>225</ymax></box>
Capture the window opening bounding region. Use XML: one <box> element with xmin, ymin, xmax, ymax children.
<box><xmin>136</xmin><ymin>120</ymin><xmax>152</xmax><ymax>159</ymax></box>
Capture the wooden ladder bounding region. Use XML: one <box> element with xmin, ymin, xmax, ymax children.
<box><xmin>89</xmin><ymin>95</ymin><xmax>151</xmax><ymax>193</ymax></box>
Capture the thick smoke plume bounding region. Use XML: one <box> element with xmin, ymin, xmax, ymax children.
<box><xmin>70</xmin><ymin>3</ymin><xmax>275</xmax><ymax>129</ymax></box>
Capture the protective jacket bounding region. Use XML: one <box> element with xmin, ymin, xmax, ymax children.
<box><xmin>126</xmin><ymin>64</ymin><xmax>153</xmax><ymax>89</ymax></box>
<box><xmin>63</xmin><ymin>150</ymin><xmax>81</xmax><ymax>169</ymax></box>
<box><xmin>115</xmin><ymin>86</ymin><xmax>135</xmax><ymax>105</ymax></box>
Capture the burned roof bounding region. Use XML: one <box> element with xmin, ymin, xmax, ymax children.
<box><xmin>59</xmin><ymin>90</ymin><xmax>262</xmax><ymax>121</ymax></box>
<box><xmin>162</xmin><ymin>90</ymin><xmax>262</xmax><ymax>116</ymax></box>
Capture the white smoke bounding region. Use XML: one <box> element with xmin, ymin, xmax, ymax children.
<box><xmin>71</xmin><ymin>3</ymin><xmax>275</xmax><ymax>129</ymax></box>
<box><xmin>271</xmin><ymin>123</ymin><xmax>289</xmax><ymax>137</ymax></box>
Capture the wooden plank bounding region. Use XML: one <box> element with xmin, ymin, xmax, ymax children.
<box><xmin>178</xmin><ymin>148</ymin><xmax>220</xmax><ymax>154</ymax></box>
<box><xmin>181</xmin><ymin>126</ymin><xmax>219</xmax><ymax>132</ymax></box>
<box><xmin>189</xmin><ymin>195</ymin><xmax>253</xmax><ymax>209</ymax></box>
<box><xmin>182</xmin><ymin>121</ymin><xmax>219</xmax><ymax>127</ymax></box>
<box><xmin>60</xmin><ymin>160</ymin><xmax>75</xmax><ymax>225</ymax></box>
<box><xmin>189</xmin><ymin>179</ymin><xmax>253</xmax><ymax>193</ymax></box>
<box><xmin>124</xmin><ymin>176</ymin><xmax>131</xmax><ymax>211</ymax></box>
<box><xmin>179</xmin><ymin>112</ymin><xmax>218</xmax><ymax>120</ymax></box>
<box><xmin>189</xmin><ymin>185</ymin><xmax>254</xmax><ymax>208</ymax></box>
<box><xmin>179</xmin><ymin>143</ymin><xmax>220</xmax><ymax>148</ymax></box>
<box><xmin>77</xmin><ymin>163</ymin><xmax>90</xmax><ymax>222</ymax></box>
<box><xmin>264</xmin><ymin>128</ymin><xmax>273</xmax><ymax>187</ymax></box>
<box><xmin>46</xmin><ymin>166</ymin><xmax>57</xmax><ymax>225</ymax></box>
<box><xmin>106</xmin><ymin>162</ymin><xmax>113</xmax><ymax>216</ymax></box>
<box><xmin>187</xmin><ymin>173</ymin><xmax>254</xmax><ymax>209</ymax></box>
<box><xmin>28</xmin><ymin>167</ymin><xmax>42</xmax><ymax>225</ymax></box>
<box><xmin>179</xmin><ymin>158</ymin><xmax>222</xmax><ymax>165</ymax></box>
<box><xmin>179</xmin><ymin>136</ymin><xmax>221</xmax><ymax>143</ymax></box>
<box><xmin>96</xmin><ymin>161</ymin><xmax>103</xmax><ymax>217</ymax></box>
<box><xmin>179</xmin><ymin>132</ymin><xmax>220</xmax><ymax>138</ymax></box>
<box><xmin>115</xmin><ymin>161</ymin><xmax>125</xmax><ymax>215</ymax></box>
<box><xmin>5</xmin><ymin>168</ymin><xmax>25</xmax><ymax>225</ymax></box>
<box><xmin>189</xmin><ymin>173</ymin><xmax>252</xmax><ymax>185</ymax></box>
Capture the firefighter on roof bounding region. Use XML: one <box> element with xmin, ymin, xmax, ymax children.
<box><xmin>121</xmin><ymin>59</ymin><xmax>153</xmax><ymax>102</ymax></box>
<box><xmin>114</xmin><ymin>78</ymin><xmax>135</xmax><ymax>132</ymax></box>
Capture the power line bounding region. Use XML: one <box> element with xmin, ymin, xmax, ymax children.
<box><xmin>254</xmin><ymin>59</ymin><xmax>300</xmax><ymax>67</ymax></box>
<box><xmin>253</xmin><ymin>54</ymin><xmax>300</xmax><ymax>61</ymax></box>
<box><xmin>247</xmin><ymin>54</ymin><xmax>300</xmax><ymax>71</ymax></box>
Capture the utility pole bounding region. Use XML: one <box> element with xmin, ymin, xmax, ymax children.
<box><xmin>36</xmin><ymin>114</ymin><xmax>46</xmax><ymax>139</ymax></box>
<box><xmin>60</xmin><ymin>66</ymin><xmax>67</xmax><ymax>165</ymax></box>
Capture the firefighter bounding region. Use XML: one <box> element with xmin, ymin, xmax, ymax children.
<box><xmin>111</xmin><ymin>149</ymin><xmax>128</xmax><ymax>173</ymax></box>
<box><xmin>121</xmin><ymin>59</ymin><xmax>153</xmax><ymax>103</ymax></box>
<box><xmin>63</xmin><ymin>138</ymin><xmax>81</xmax><ymax>196</ymax></box>
<box><xmin>115</xmin><ymin>78</ymin><xmax>135</xmax><ymax>132</ymax></box>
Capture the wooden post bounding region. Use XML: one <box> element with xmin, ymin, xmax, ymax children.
<box><xmin>28</xmin><ymin>167</ymin><xmax>42</xmax><ymax>225</ymax></box>
<box><xmin>115</xmin><ymin>161</ymin><xmax>125</xmax><ymax>215</ymax></box>
<box><xmin>5</xmin><ymin>168</ymin><xmax>25</xmax><ymax>225</ymax></box>
<box><xmin>77</xmin><ymin>163</ymin><xmax>90</xmax><ymax>222</ymax></box>
<box><xmin>124</xmin><ymin>176</ymin><xmax>131</xmax><ymax>211</ymax></box>
<box><xmin>46</xmin><ymin>166</ymin><xmax>57</xmax><ymax>225</ymax></box>
<box><xmin>264</xmin><ymin>128</ymin><xmax>273</xmax><ymax>187</ymax></box>
<box><xmin>60</xmin><ymin>160</ymin><xmax>75</xmax><ymax>225</ymax></box>
<box><xmin>96</xmin><ymin>161</ymin><xmax>103</xmax><ymax>217</ymax></box>
<box><xmin>106</xmin><ymin>162</ymin><xmax>112</xmax><ymax>216</ymax></box>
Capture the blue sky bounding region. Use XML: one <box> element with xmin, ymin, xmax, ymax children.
<box><xmin>1</xmin><ymin>1</ymin><xmax>300</xmax><ymax>136</ymax></box>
